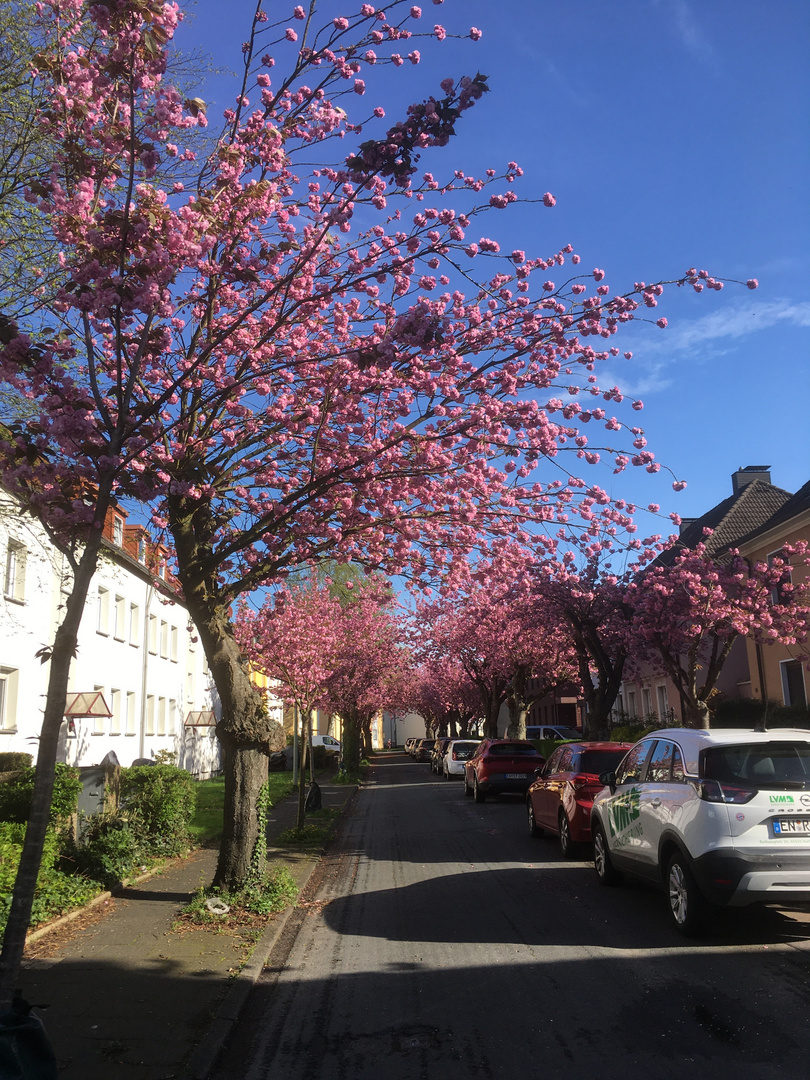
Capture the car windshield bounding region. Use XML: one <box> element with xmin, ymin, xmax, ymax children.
<box><xmin>578</xmin><ymin>749</ymin><xmax>629</xmax><ymax>774</ymax></box>
<box><xmin>489</xmin><ymin>743</ymin><xmax>537</xmax><ymax>756</ymax></box>
<box><xmin>701</xmin><ymin>742</ymin><xmax>810</xmax><ymax>789</ymax></box>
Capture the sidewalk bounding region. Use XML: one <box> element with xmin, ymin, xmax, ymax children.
<box><xmin>15</xmin><ymin>776</ymin><xmax>357</xmax><ymax>1080</ymax></box>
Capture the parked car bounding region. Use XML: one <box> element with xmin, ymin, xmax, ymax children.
<box><xmin>590</xmin><ymin>727</ymin><xmax>810</xmax><ymax>935</ymax></box>
<box><xmin>527</xmin><ymin>741</ymin><xmax>634</xmax><ymax>857</ymax></box>
<box><xmin>413</xmin><ymin>738</ymin><xmax>436</xmax><ymax>762</ymax></box>
<box><xmin>442</xmin><ymin>739</ymin><xmax>480</xmax><ymax>779</ymax></box>
<box><xmin>312</xmin><ymin>734</ymin><xmax>341</xmax><ymax>754</ymax></box>
<box><xmin>430</xmin><ymin>737</ymin><xmax>454</xmax><ymax>773</ymax></box>
<box><xmin>526</xmin><ymin>725</ymin><xmax>581</xmax><ymax>742</ymax></box>
<box><xmin>405</xmin><ymin>738</ymin><xmax>420</xmax><ymax>756</ymax></box>
<box><xmin>464</xmin><ymin>739</ymin><xmax>543</xmax><ymax>802</ymax></box>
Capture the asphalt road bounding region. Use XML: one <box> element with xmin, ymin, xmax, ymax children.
<box><xmin>213</xmin><ymin>751</ymin><xmax>810</xmax><ymax>1080</ymax></box>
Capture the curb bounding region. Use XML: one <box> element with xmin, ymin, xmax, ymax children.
<box><xmin>185</xmin><ymin>784</ymin><xmax>359</xmax><ymax>1079</ymax></box>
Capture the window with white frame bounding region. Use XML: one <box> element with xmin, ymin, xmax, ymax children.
<box><xmin>113</xmin><ymin>516</ymin><xmax>124</xmax><ymax>547</ymax></box>
<box><xmin>129</xmin><ymin>603</ymin><xmax>140</xmax><ymax>646</ymax></box>
<box><xmin>170</xmin><ymin>626</ymin><xmax>178</xmax><ymax>662</ymax></box>
<box><xmin>641</xmin><ymin>687</ymin><xmax>652</xmax><ymax>717</ymax></box>
<box><xmin>114</xmin><ymin>596</ymin><xmax>126</xmax><ymax>641</ymax></box>
<box><xmin>158</xmin><ymin>697</ymin><xmax>166</xmax><ymax>735</ymax></box>
<box><xmin>168</xmin><ymin>698</ymin><xmax>177</xmax><ymax>736</ymax></box>
<box><xmin>628</xmin><ymin>690</ymin><xmax>637</xmax><ymax>719</ymax></box>
<box><xmin>4</xmin><ymin>541</ymin><xmax>26</xmax><ymax>603</ymax></box>
<box><xmin>110</xmin><ymin>689</ymin><xmax>121</xmax><ymax>735</ymax></box>
<box><xmin>97</xmin><ymin>588</ymin><xmax>110</xmax><ymax>635</ymax></box>
<box><xmin>145</xmin><ymin>695</ymin><xmax>155</xmax><ymax>735</ymax></box>
<box><xmin>0</xmin><ymin>667</ymin><xmax>19</xmax><ymax>731</ymax></box>
<box><xmin>148</xmin><ymin>614</ymin><xmax>157</xmax><ymax>654</ymax></box>
<box><xmin>160</xmin><ymin>621</ymin><xmax>168</xmax><ymax>659</ymax></box>
<box><xmin>768</xmin><ymin>548</ymin><xmax>793</xmax><ymax>605</ymax></box>
<box><xmin>186</xmin><ymin>647</ymin><xmax>196</xmax><ymax>703</ymax></box>
<box><xmin>93</xmin><ymin>685</ymin><xmax>105</xmax><ymax>734</ymax></box>
<box><xmin>126</xmin><ymin>691</ymin><xmax>136</xmax><ymax>735</ymax></box>
<box><xmin>781</xmin><ymin>660</ymin><xmax>807</xmax><ymax>707</ymax></box>
<box><xmin>656</xmin><ymin>684</ymin><xmax>669</xmax><ymax>722</ymax></box>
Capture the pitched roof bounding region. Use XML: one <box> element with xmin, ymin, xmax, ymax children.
<box><xmin>658</xmin><ymin>479</ymin><xmax>793</xmax><ymax>565</ymax></box>
<box><xmin>735</xmin><ymin>478</ymin><xmax>810</xmax><ymax>548</ymax></box>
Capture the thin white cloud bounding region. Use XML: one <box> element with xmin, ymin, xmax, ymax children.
<box><xmin>648</xmin><ymin>298</ymin><xmax>810</xmax><ymax>354</ymax></box>
<box><xmin>670</xmin><ymin>0</ymin><xmax>716</xmax><ymax>66</ymax></box>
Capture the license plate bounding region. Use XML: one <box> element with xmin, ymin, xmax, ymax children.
<box><xmin>504</xmin><ymin>773</ymin><xmax>525</xmax><ymax>780</ymax></box>
<box><xmin>773</xmin><ymin>819</ymin><xmax>810</xmax><ymax>834</ymax></box>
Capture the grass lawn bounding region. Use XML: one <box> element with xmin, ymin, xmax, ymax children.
<box><xmin>189</xmin><ymin>772</ymin><xmax>297</xmax><ymax>843</ymax></box>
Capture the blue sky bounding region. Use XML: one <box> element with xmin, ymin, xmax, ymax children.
<box><xmin>179</xmin><ymin>0</ymin><xmax>810</xmax><ymax>530</ymax></box>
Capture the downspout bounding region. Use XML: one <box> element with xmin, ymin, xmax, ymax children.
<box><xmin>139</xmin><ymin>583</ymin><xmax>153</xmax><ymax>759</ymax></box>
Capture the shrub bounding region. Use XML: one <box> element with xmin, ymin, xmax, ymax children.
<box><xmin>68</xmin><ymin>814</ymin><xmax>148</xmax><ymax>889</ymax></box>
<box><xmin>120</xmin><ymin>764</ymin><xmax>196</xmax><ymax>855</ymax></box>
<box><xmin>0</xmin><ymin>822</ymin><xmax>98</xmax><ymax>935</ymax></box>
<box><xmin>0</xmin><ymin>753</ymin><xmax>33</xmax><ymax>772</ymax></box>
<box><xmin>0</xmin><ymin>763</ymin><xmax>81</xmax><ymax>825</ymax></box>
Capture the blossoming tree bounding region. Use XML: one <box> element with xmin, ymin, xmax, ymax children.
<box><xmin>628</xmin><ymin>542</ymin><xmax>810</xmax><ymax>728</ymax></box>
<box><xmin>0</xmin><ymin>0</ymin><xmax>759</xmax><ymax>988</ymax></box>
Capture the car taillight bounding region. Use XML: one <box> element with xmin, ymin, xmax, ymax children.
<box><xmin>698</xmin><ymin>779</ymin><xmax>756</xmax><ymax>804</ymax></box>
<box><xmin>571</xmin><ymin>774</ymin><xmax>599</xmax><ymax>791</ymax></box>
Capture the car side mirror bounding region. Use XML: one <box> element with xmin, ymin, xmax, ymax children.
<box><xmin>533</xmin><ymin>765</ymin><xmax>544</xmax><ymax>776</ymax></box>
<box><xmin>600</xmin><ymin>770</ymin><xmax>617</xmax><ymax>794</ymax></box>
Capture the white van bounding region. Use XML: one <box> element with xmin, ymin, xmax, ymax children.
<box><xmin>312</xmin><ymin>734</ymin><xmax>341</xmax><ymax>754</ymax></box>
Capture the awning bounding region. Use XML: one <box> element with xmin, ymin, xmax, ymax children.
<box><xmin>64</xmin><ymin>691</ymin><xmax>112</xmax><ymax>718</ymax></box>
<box><xmin>184</xmin><ymin>710</ymin><xmax>216</xmax><ymax>728</ymax></box>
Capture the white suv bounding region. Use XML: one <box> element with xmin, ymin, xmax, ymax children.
<box><xmin>590</xmin><ymin>727</ymin><xmax>810</xmax><ymax>935</ymax></box>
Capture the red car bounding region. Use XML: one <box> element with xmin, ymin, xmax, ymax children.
<box><xmin>464</xmin><ymin>739</ymin><xmax>544</xmax><ymax>802</ymax></box>
<box><xmin>526</xmin><ymin>741</ymin><xmax>634</xmax><ymax>857</ymax></box>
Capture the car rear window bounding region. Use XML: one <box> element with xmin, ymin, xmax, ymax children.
<box><xmin>701</xmin><ymin>742</ymin><xmax>810</xmax><ymax>788</ymax></box>
<box><xmin>489</xmin><ymin>743</ymin><xmax>538</xmax><ymax>756</ymax></box>
<box><xmin>578</xmin><ymin>749</ymin><xmax>629</xmax><ymax>774</ymax></box>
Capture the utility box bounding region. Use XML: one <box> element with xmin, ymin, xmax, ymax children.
<box><xmin>77</xmin><ymin>766</ymin><xmax>107</xmax><ymax>821</ymax></box>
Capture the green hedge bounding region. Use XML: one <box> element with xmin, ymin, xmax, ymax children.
<box><xmin>120</xmin><ymin>764</ymin><xmax>196</xmax><ymax>855</ymax></box>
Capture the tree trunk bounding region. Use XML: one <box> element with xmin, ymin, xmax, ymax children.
<box><xmin>168</xmin><ymin>496</ymin><xmax>284</xmax><ymax>891</ymax></box>
<box><xmin>342</xmin><ymin>711</ymin><xmax>362</xmax><ymax>774</ymax></box>
<box><xmin>0</xmin><ymin>535</ymin><xmax>103</xmax><ymax>1007</ymax></box>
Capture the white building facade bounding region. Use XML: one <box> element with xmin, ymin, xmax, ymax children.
<box><xmin>1</xmin><ymin>490</ymin><xmax>222</xmax><ymax>777</ymax></box>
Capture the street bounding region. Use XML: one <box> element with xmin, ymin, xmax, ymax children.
<box><xmin>213</xmin><ymin>751</ymin><xmax>810</xmax><ymax>1080</ymax></box>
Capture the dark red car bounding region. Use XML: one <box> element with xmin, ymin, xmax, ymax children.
<box><xmin>526</xmin><ymin>741</ymin><xmax>634</xmax><ymax>857</ymax></box>
<box><xmin>464</xmin><ymin>739</ymin><xmax>544</xmax><ymax>802</ymax></box>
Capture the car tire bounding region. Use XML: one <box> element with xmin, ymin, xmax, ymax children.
<box><xmin>473</xmin><ymin>776</ymin><xmax>486</xmax><ymax>803</ymax></box>
<box><xmin>592</xmin><ymin>821</ymin><xmax>621</xmax><ymax>886</ymax></box>
<box><xmin>464</xmin><ymin>773</ymin><xmax>472</xmax><ymax>797</ymax></box>
<box><xmin>527</xmin><ymin>799</ymin><xmax>543</xmax><ymax>838</ymax></box>
<box><xmin>667</xmin><ymin>852</ymin><xmax>710</xmax><ymax>937</ymax></box>
<box><xmin>558</xmin><ymin>811</ymin><xmax>577</xmax><ymax>859</ymax></box>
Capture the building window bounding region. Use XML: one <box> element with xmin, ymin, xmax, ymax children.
<box><xmin>114</xmin><ymin>596</ymin><xmax>126</xmax><ymax>641</ymax></box>
<box><xmin>641</xmin><ymin>687</ymin><xmax>652</xmax><ymax>717</ymax></box>
<box><xmin>170</xmin><ymin>626</ymin><xmax>178</xmax><ymax>663</ymax></box>
<box><xmin>781</xmin><ymin>660</ymin><xmax>807</xmax><ymax>707</ymax></box>
<box><xmin>148</xmin><ymin>614</ymin><xmax>157</xmax><ymax>655</ymax></box>
<box><xmin>137</xmin><ymin>537</ymin><xmax>146</xmax><ymax>563</ymax></box>
<box><xmin>93</xmin><ymin>685</ymin><xmax>105</xmax><ymax>734</ymax></box>
<box><xmin>96</xmin><ymin>588</ymin><xmax>109</xmax><ymax>635</ymax></box>
<box><xmin>113</xmin><ymin>517</ymin><xmax>124</xmax><ymax>547</ymax></box>
<box><xmin>126</xmin><ymin>691</ymin><xmax>136</xmax><ymax>735</ymax></box>
<box><xmin>168</xmin><ymin>699</ymin><xmax>177</xmax><ymax>736</ymax></box>
<box><xmin>110</xmin><ymin>689</ymin><xmax>121</xmax><ymax>735</ymax></box>
<box><xmin>0</xmin><ymin>667</ymin><xmax>19</xmax><ymax>731</ymax></box>
<box><xmin>145</xmin><ymin>695</ymin><xmax>155</xmax><ymax>736</ymax></box>
<box><xmin>129</xmin><ymin>603</ymin><xmax>140</xmax><ymax>646</ymax></box>
<box><xmin>4</xmin><ymin>542</ymin><xmax>26</xmax><ymax>603</ymax></box>
<box><xmin>656</xmin><ymin>684</ymin><xmax>669</xmax><ymax>723</ymax></box>
<box><xmin>768</xmin><ymin>549</ymin><xmax>792</xmax><ymax>605</ymax></box>
<box><xmin>627</xmin><ymin>690</ymin><xmax>637</xmax><ymax>719</ymax></box>
<box><xmin>160</xmin><ymin>621</ymin><xmax>168</xmax><ymax>659</ymax></box>
<box><xmin>158</xmin><ymin>697</ymin><xmax>166</xmax><ymax>736</ymax></box>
